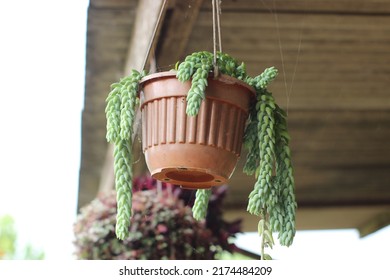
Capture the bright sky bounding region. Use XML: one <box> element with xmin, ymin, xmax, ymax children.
<box><xmin>0</xmin><ymin>0</ymin><xmax>88</xmax><ymax>259</ymax></box>
<box><xmin>237</xmin><ymin>226</ymin><xmax>390</xmax><ymax>260</ymax></box>
<box><xmin>0</xmin><ymin>0</ymin><xmax>389</xmax><ymax>262</ymax></box>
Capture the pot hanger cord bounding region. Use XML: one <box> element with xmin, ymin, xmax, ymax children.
<box><xmin>212</xmin><ymin>0</ymin><xmax>222</xmax><ymax>77</ymax></box>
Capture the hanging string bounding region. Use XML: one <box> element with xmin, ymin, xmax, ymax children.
<box><xmin>212</xmin><ymin>0</ymin><xmax>222</xmax><ymax>77</ymax></box>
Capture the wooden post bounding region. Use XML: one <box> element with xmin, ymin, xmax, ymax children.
<box><xmin>98</xmin><ymin>0</ymin><xmax>167</xmax><ymax>193</ymax></box>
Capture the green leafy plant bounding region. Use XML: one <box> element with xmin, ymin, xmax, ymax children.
<box><xmin>105</xmin><ymin>70</ymin><xmax>147</xmax><ymax>239</ymax></box>
<box><xmin>105</xmin><ymin>51</ymin><xmax>296</xmax><ymax>258</ymax></box>
<box><xmin>0</xmin><ymin>215</ymin><xmax>45</xmax><ymax>260</ymax></box>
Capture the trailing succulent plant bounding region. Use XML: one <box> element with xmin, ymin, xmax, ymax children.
<box><xmin>105</xmin><ymin>51</ymin><xmax>296</xmax><ymax>258</ymax></box>
<box><xmin>105</xmin><ymin>70</ymin><xmax>147</xmax><ymax>240</ymax></box>
<box><xmin>73</xmin><ymin>176</ymin><xmax>241</xmax><ymax>260</ymax></box>
<box><xmin>176</xmin><ymin>52</ymin><xmax>296</xmax><ymax>258</ymax></box>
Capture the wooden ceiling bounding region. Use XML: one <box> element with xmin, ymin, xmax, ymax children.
<box><xmin>79</xmin><ymin>0</ymin><xmax>390</xmax><ymax>236</ymax></box>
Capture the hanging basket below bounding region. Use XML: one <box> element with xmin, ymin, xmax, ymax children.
<box><xmin>140</xmin><ymin>71</ymin><xmax>255</xmax><ymax>189</ymax></box>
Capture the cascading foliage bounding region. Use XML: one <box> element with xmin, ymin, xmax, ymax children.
<box><xmin>243</xmin><ymin>67</ymin><xmax>296</xmax><ymax>255</ymax></box>
<box><xmin>105</xmin><ymin>69</ymin><xmax>146</xmax><ymax>240</ymax></box>
<box><xmin>105</xmin><ymin>51</ymin><xmax>296</xmax><ymax>257</ymax></box>
<box><xmin>192</xmin><ymin>189</ymin><xmax>212</xmax><ymax>221</ymax></box>
<box><xmin>177</xmin><ymin>51</ymin><xmax>296</xmax><ymax>256</ymax></box>
<box><xmin>176</xmin><ymin>51</ymin><xmax>247</xmax><ymax>116</ymax></box>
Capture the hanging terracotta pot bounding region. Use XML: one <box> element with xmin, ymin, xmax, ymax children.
<box><xmin>140</xmin><ymin>71</ymin><xmax>255</xmax><ymax>189</ymax></box>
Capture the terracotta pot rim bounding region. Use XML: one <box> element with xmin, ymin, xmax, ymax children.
<box><xmin>140</xmin><ymin>70</ymin><xmax>256</xmax><ymax>97</ymax></box>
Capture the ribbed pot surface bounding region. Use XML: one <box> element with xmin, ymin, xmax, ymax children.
<box><xmin>140</xmin><ymin>71</ymin><xmax>254</xmax><ymax>189</ymax></box>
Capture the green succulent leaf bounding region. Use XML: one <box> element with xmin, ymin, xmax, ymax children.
<box><xmin>105</xmin><ymin>69</ymin><xmax>146</xmax><ymax>240</ymax></box>
<box><xmin>192</xmin><ymin>189</ymin><xmax>212</xmax><ymax>220</ymax></box>
<box><xmin>242</xmin><ymin>66</ymin><xmax>296</xmax><ymax>249</ymax></box>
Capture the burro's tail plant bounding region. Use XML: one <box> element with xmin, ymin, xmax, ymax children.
<box><xmin>105</xmin><ymin>51</ymin><xmax>296</xmax><ymax>258</ymax></box>
<box><xmin>105</xmin><ymin>70</ymin><xmax>147</xmax><ymax>239</ymax></box>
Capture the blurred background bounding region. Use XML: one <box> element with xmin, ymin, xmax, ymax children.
<box><xmin>1</xmin><ymin>0</ymin><xmax>389</xmax><ymax>260</ymax></box>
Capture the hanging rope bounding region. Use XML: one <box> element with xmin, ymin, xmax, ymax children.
<box><xmin>212</xmin><ymin>0</ymin><xmax>222</xmax><ymax>78</ymax></box>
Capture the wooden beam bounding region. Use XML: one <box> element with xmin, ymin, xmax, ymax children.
<box><xmin>90</xmin><ymin>0</ymin><xmax>136</xmax><ymax>9</ymax></box>
<box><xmin>201</xmin><ymin>0</ymin><xmax>390</xmax><ymax>14</ymax></box>
<box><xmin>224</xmin><ymin>205</ymin><xmax>390</xmax><ymax>233</ymax></box>
<box><xmin>99</xmin><ymin>0</ymin><xmax>167</xmax><ymax>193</ymax></box>
<box><xmin>358</xmin><ymin>211</ymin><xmax>390</xmax><ymax>238</ymax></box>
<box><xmin>124</xmin><ymin>0</ymin><xmax>167</xmax><ymax>73</ymax></box>
<box><xmin>156</xmin><ymin>0</ymin><xmax>204</xmax><ymax>69</ymax></box>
